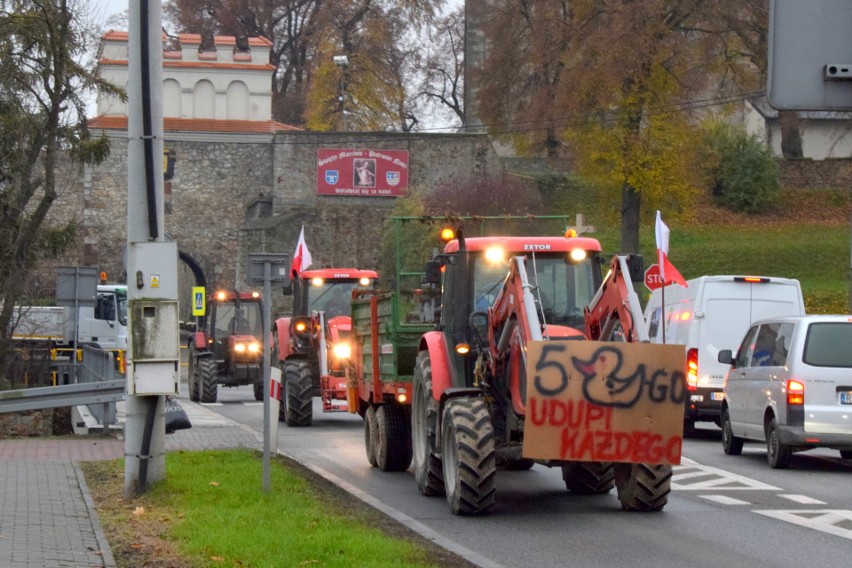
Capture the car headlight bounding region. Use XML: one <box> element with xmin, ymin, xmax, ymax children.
<box><xmin>333</xmin><ymin>342</ymin><xmax>352</xmax><ymax>359</ymax></box>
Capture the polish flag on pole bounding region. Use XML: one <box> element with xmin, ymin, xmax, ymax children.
<box><xmin>290</xmin><ymin>225</ymin><xmax>313</xmax><ymax>276</ymax></box>
<box><xmin>655</xmin><ymin>211</ymin><xmax>687</xmax><ymax>287</ymax></box>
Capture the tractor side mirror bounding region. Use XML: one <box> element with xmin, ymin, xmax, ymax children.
<box><xmin>424</xmin><ymin>261</ymin><xmax>442</xmax><ymax>285</ymax></box>
<box><xmin>626</xmin><ymin>254</ymin><xmax>645</xmax><ymax>283</ymax></box>
<box><xmin>282</xmin><ymin>278</ymin><xmax>293</xmax><ymax>295</ymax></box>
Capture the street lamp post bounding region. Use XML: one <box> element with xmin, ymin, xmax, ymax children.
<box><xmin>333</xmin><ymin>55</ymin><xmax>349</xmax><ymax>131</ymax></box>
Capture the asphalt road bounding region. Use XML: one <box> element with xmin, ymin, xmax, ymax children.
<box><xmin>197</xmin><ymin>384</ymin><xmax>852</xmax><ymax>568</ymax></box>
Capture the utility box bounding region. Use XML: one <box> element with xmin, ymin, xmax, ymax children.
<box><xmin>127</xmin><ymin>241</ymin><xmax>179</xmax><ymax>395</ymax></box>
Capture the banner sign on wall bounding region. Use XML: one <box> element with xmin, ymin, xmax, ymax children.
<box><xmin>316</xmin><ymin>148</ymin><xmax>409</xmax><ymax>197</ymax></box>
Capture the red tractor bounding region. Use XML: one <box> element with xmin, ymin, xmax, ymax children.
<box><xmin>272</xmin><ymin>268</ymin><xmax>377</xmax><ymax>426</ymax></box>
<box><xmin>188</xmin><ymin>290</ymin><xmax>264</xmax><ymax>403</ymax></box>
<box><xmin>409</xmin><ymin>229</ymin><xmax>685</xmax><ymax>515</ymax></box>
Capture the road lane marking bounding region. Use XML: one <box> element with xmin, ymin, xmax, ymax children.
<box><xmin>780</xmin><ymin>494</ymin><xmax>827</xmax><ymax>505</ymax></box>
<box><xmin>754</xmin><ymin>510</ymin><xmax>852</xmax><ymax>541</ymax></box>
<box><xmin>699</xmin><ymin>495</ymin><xmax>751</xmax><ymax>505</ymax></box>
<box><xmin>673</xmin><ymin>463</ymin><xmax>781</xmax><ymax>491</ymax></box>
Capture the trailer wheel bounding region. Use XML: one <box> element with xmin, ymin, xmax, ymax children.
<box><xmin>253</xmin><ymin>381</ymin><xmax>264</xmax><ymax>401</ymax></box>
<box><xmin>375</xmin><ymin>403</ymin><xmax>412</xmax><ymax>472</ymax></box>
<box><xmin>412</xmin><ymin>351</ymin><xmax>444</xmax><ymax>496</ymax></box>
<box><xmin>613</xmin><ymin>463</ymin><xmax>671</xmax><ymax>512</ymax></box>
<box><xmin>364</xmin><ymin>405</ymin><xmax>379</xmax><ymax>467</ymax></box>
<box><xmin>199</xmin><ymin>358</ymin><xmax>218</xmax><ymax>403</ymax></box>
<box><xmin>283</xmin><ymin>359</ymin><xmax>314</xmax><ymax>426</ymax></box>
<box><xmin>561</xmin><ymin>461</ymin><xmax>614</xmax><ymax>494</ymax></box>
<box><xmin>441</xmin><ymin>397</ymin><xmax>496</xmax><ymax>516</ymax></box>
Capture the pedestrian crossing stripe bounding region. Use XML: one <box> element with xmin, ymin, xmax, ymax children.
<box><xmin>673</xmin><ymin>462</ymin><xmax>780</xmax><ymax>491</ymax></box>
<box><xmin>754</xmin><ymin>510</ymin><xmax>852</xmax><ymax>541</ymax></box>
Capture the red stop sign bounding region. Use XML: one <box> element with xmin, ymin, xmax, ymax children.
<box><xmin>644</xmin><ymin>263</ymin><xmax>665</xmax><ymax>291</ymax></box>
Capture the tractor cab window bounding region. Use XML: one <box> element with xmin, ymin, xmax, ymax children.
<box><xmin>214</xmin><ymin>302</ymin><xmax>262</xmax><ymax>337</ymax></box>
<box><xmin>527</xmin><ymin>255</ymin><xmax>597</xmax><ymax>328</ymax></box>
<box><xmin>308</xmin><ymin>282</ymin><xmax>356</xmax><ymax>319</ymax></box>
<box><xmin>473</xmin><ymin>258</ymin><xmax>510</xmax><ymax>312</ymax></box>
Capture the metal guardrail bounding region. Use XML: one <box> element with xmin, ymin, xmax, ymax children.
<box><xmin>0</xmin><ymin>345</ymin><xmax>125</xmax><ymax>417</ymax></box>
<box><xmin>0</xmin><ymin>379</ymin><xmax>125</xmax><ymax>414</ymax></box>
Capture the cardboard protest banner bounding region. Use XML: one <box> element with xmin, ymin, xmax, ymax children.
<box><xmin>523</xmin><ymin>341</ymin><xmax>686</xmax><ymax>465</ymax></box>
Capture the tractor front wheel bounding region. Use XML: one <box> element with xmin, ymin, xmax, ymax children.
<box><xmin>283</xmin><ymin>359</ymin><xmax>314</xmax><ymax>427</ymax></box>
<box><xmin>375</xmin><ymin>403</ymin><xmax>412</xmax><ymax>472</ymax></box>
<box><xmin>412</xmin><ymin>351</ymin><xmax>444</xmax><ymax>496</ymax></box>
<box><xmin>441</xmin><ymin>397</ymin><xmax>496</xmax><ymax>516</ymax></box>
<box><xmin>613</xmin><ymin>463</ymin><xmax>672</xmax><ymax>512</ymax></box>
<box><xmin>188</xmin><ymin>349</ymin><xmax>200</xmax><ymax>402</ymax></box>
<box><xmin>198</xmin><ymin>358</ymin><xmax>218</xmax><ymax>403</ymax></box>
<box><xmin>253</xmin><ymin>381</ymin><xmax>264</xmax><ymax>401</ymax></box>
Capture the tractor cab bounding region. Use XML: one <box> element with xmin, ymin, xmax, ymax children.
<box><xmin>189</xmin><ymin>290</ymin><xmax>264</xmax><ymax>403</ymax></box>
<box><xmin>291</xmin><ymin>268</ymin><xmax>378</xmax><ymax>320</ymax></box>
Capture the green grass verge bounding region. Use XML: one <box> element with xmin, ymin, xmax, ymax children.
<box><xmin>589</xmin><ymin>223</ymin><xmax>850</xmax><ymax>314</ymax></box>
<box><xmin>84</xmin><ymin>450</ymin><xmax>456</xmax><ymax>568</ymax></box>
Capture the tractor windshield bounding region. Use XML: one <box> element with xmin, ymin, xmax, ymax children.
<box><xmin>308</xmin><ymin>282</ymin><xmax>357</xmax><ymax>319</ymax></box>
<box><xmin>473</xmin><ymin>253</ymin><xmax>597</xmax><ymax>328</ymax></box>
<box><xmin>214</xmin><ymin>302</ymin><xmax>263</xmax><ymax>338</ymax></box>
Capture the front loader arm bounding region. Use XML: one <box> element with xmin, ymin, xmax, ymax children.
<box><xmin>584</xmin><ymin>255</ymin><xmax>649</xmax><ymax>343</ymax></box>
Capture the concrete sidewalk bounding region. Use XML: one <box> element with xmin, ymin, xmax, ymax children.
<box><xmin>0</xmin><ymin>401</ymin><xmax>260</xmax><ymax>568</ymax></box>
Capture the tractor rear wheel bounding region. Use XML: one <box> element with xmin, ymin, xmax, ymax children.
<box><xmin>412</xmin><ymin>351</ymin><xmax>444</xmax><ymax>496</ymax></box>
<box><xmin>375</xmin><ymin>403</ymin><xmax>412</xmax><ymax>472</ymax></box>
<box><xmin>561</xmin><ymin>461</ymin><xmax>614</xmax><ymax>494</ymax></box>
<box><xmin>613</xmin><ymin>463</ymin><xmax>672</xmax><ymax>511</ymax></box>
<box><xmin>364</xmin><ymin>405</ymin><xmax>379</xmax><ymax>467</ymax></box>
<box><xmin>441</xmin><ymin>397</ymin><xmax>496</xmax><ymax>516</ymax></box>
<box><xmin>283</xmin><ymin>359</ymin><xmax>314</xmax><ymax>427</ymax></box>
<box><xmin>198</xmin><ymin>358</ymin><xmax>218</xmax><ymax>403</ymax></box>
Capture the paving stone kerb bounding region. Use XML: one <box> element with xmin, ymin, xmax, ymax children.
<box><xmin>0</xmin><ymin>420</ymin><xmax>260</xmax><ymax>568</ymax></box>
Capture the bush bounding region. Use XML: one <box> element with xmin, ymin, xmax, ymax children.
<box><xmin>702</xmin><ymin>123</ymin><xmax>781</xmax><ymax>213</ymax></box>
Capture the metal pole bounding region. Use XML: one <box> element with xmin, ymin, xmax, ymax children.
<box><xmin>125</xmin><ymin>0</ymin><xmax>167</xmax><ymax>499</ymax></box>
<box><xmin>262</xmin><ymin>261</ymin><xmax>272</xmax><ymax>492</ymax></box>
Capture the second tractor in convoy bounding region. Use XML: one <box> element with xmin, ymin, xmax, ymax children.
<box><xmin>272</xmin><ymin>268</ymin><xmax>378</xmax><ymax>426</ymax></box>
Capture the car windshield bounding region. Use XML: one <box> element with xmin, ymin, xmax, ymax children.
<box><xmin>308</xmin><ymin>282</ymin><xmax>357</xmax><ymax>319</ymax></box>
<box><xmin>803</xmin><ymin>322</ymin><xmax>852</xmax><ymax>367</ymax></box>
<box><xmin>473</xmin><ymin>253</ymin><xmax>597</xmax><ymax>328</ymax></box>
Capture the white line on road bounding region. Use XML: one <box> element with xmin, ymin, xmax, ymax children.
<box><xmin>779</xmin><ymin>494</ymin><xmax>827</xmax><ymax>505</ymax></box>
<box><xmin>699</xmin><ymin>495</ymin><xmax>751</xmax><ymax>506</ymax></box>
<box><xmin>754</xmin><ymin>510</ymin><xmax>852</xmax><ymax>541</ymax></box>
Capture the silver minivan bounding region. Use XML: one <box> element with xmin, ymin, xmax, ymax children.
<box><xmin>718</xmin><ymin>315</ymin><xmax>852</xmax><ymax>468</ymax></box>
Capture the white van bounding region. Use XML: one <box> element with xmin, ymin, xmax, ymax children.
<box><xmin>644</xmin><ymin>276</ymin><xmax>804</xmax><ymax>430</ymax></box>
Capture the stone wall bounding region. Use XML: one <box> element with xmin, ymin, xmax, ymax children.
<box><xmin>779</xmin><ymin>158</ymin><xmax>852</xmax><ymax>189</ymax></box>
<box><xmin>39</xmin><ymin>130</ymin><xmax>503</xmax><ymax>318</ymax></box>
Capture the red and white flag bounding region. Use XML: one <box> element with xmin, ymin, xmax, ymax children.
<box><xmin>290</xmin><ymin>225</ymin><xmax>313</xmax><ymax>276</ymax></box>
<box><xmin>655</xmin><ymin>211</ymin><xmax>687</xmax><ymax>287</ymax></box>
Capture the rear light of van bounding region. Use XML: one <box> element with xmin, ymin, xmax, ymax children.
<box><xmin>686</xmin><ymin>348</ymin><xmax>698</xmax><ymax>391</ymax></box>
<box><xmin>786</xmin><ymin>379</ymin><xmax>805</xmax><ymax>405</ymax></box>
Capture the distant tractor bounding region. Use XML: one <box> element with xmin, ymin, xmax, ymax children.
<box><xmin>188</xmin><ymin>290</ymin><xmax>264</xmax><ymax>403</ymax></box>
<box><xmin>273</xmin><ymin>268</ymin><xmax>378</xmax><ymax>426</ymax></box>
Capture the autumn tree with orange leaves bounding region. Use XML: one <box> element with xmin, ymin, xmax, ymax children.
<box><xmin>476</xmin><ymin>0</ymin><xmax>765</xmax><ymax>252</ymax></box>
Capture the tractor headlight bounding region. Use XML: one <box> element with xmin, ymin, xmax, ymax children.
<box><xmin>234</xmin><ymin>341</ymin><xmax>260</xmax><ymax>353</ymax></box>
<box><xmin>333</xmin><ymin>342</ymin><xmax>352</xmax><ymax>359</ymax></box>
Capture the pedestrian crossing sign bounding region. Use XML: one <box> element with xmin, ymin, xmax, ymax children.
<box><xmin>192</xmin><ymin>287</ymin><xmax>205</xmax><ymax>316</ymax></box>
